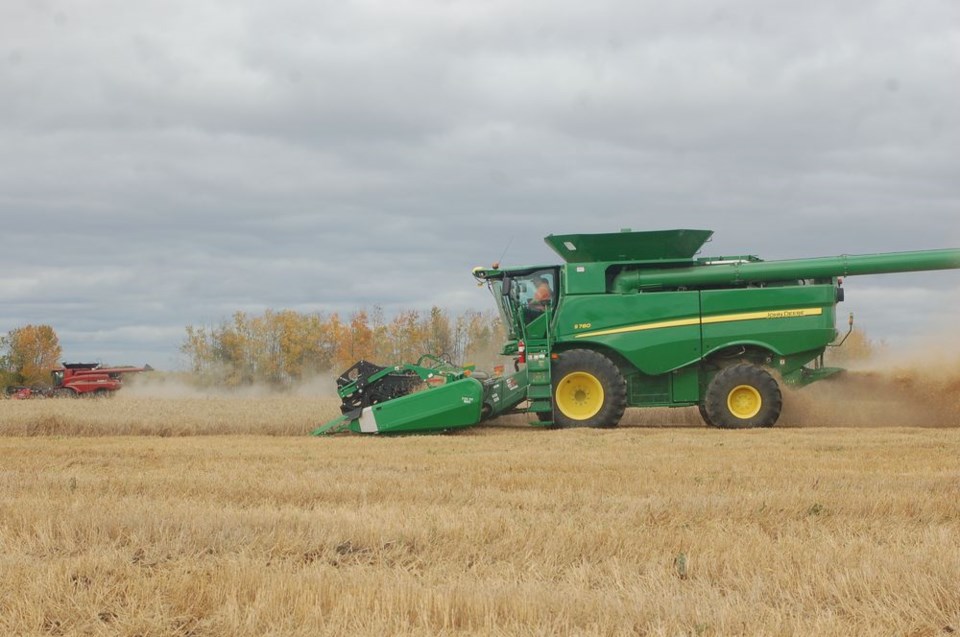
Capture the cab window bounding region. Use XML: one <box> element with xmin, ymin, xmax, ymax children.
<box><xmin>514</xmin><ymin>269</ymin><xmax>556</xmax><ymax>323</ymax></box>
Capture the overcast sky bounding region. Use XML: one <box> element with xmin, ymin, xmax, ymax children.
<box><xmin>2</xmin><ymin>0</ymin><xmax>958</xmax><ymax>369</ymax></box>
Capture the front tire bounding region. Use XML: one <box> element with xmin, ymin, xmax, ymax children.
<box><xmin>703</xmin><ymin>363</ymin><xmax>782</xmax><ymax>429</ymax></box>
<box><xmin>698</xmin><ymin>403</ymin><xmax>717</xmax><ymax>428</ymax></box>
<box><xmin>552</xmin><ymin>349</ymin><xmax>627</xmax><ymax>428</ymax></box>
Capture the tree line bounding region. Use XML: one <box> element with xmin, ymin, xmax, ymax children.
<box><xmin>180</xmin><ymin>307</ymin><xmax>505</xmax><ymax>387</ymax></box>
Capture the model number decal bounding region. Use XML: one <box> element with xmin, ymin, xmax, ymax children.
<box><xmin>574</xmin><ymin>323</ymin><xmax>592</xmax><ymax>330</ymax></box>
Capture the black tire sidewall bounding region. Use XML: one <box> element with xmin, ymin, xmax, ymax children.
<box><xmin>698</xmin><ymin>402</ymin><xmax>717</xmax><ymax>428</ymax></box>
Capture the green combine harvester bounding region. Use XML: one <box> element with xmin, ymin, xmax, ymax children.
<box><xmin>314</xmin><ymin>229</ymin><xmax>960</xmax><ymax>435</ymax></box>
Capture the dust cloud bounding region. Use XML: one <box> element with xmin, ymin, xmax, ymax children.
<box><xmin>779</xmin><ymin>336</ymin><xmax>960</xmax><ymax>428</ymax></box>
<box><xmin>120</xmin><ymin>372</ymin><xmax>340</xmax><ymax>400</ymax></box>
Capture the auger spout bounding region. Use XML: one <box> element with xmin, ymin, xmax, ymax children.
<box><xmin>611</xmin><ymin>249</ymin><xmax>960</xmax><ymax>293</ymax></box>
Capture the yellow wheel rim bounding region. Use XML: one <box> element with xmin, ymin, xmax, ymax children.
<box><xmin>555</xmin><ymin>371</ymin><xmax>604</xmax><ymax>420</ymax></box>
<box><xmin>727</xmin><ymin>385</ymin><xmax>762</xmax><ymax>420</ymax></box>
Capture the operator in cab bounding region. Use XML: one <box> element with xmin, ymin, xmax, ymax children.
<box><xmin>529</xmin><ymin>276</ymin><xmax>552</xmax><ymax>312</ymax></box>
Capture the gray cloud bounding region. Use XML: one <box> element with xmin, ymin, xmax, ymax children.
<box><xmin>1</xmin><ymin>0</ymin><xmax>958</xmax><ymax>367</ymax></box>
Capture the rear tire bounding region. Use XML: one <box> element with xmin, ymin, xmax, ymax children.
<box><xmin>552</xmin><ymin>349</ymin><xmax>627</xmax><ymax>428</ymax></box>
<box><xmin>704</xmin><ymin>363</ymin><xmax>782</xmax><ymax>429</ymax></box>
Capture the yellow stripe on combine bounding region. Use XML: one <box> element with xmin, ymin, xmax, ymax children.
<box><xmin>573</xmin><ymin>307</ymin><xmax>823</xmax><ymax>339</ymax></box>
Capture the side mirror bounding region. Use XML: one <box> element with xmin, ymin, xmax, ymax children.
<box><xmin>501</xmin><ymin>278</ymin><xmax>512</xmax><ymax>296</ymax></box>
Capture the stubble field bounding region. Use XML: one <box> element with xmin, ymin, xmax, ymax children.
<box><xmin>1</xmin><ymin>375</ymin><xmax>958</xmax><ymax>636</ymax></box>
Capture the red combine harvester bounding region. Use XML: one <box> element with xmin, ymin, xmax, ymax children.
<box><xmin>6</xmin><ymin>362</ymin><xmax>153</xmax><ymax>399</ymax></box>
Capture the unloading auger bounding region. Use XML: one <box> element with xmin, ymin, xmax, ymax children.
<box><xmin>314</xmin><ymin>228</ymin><xmax>960</xmax><ymax>435</ymax></box>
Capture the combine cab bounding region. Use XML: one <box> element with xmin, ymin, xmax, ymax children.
<box><xmin>314</xmin><ymin>229</ymin><xmax>960</xmax><ymax>435</ymax></box>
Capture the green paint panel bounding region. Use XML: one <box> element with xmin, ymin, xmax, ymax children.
<box><xmin>700</xmin><ymin>285</ymin><xmax>838</xmax><ymax>361</ymax></box>
<box><xmin>545</xmin><ymin>229</ymin><xmax>713</xmax><ymax>263</ymax></box>
<box><xmin>554</xmin><ymin>291</ymin><xmax>702</xmax><ymax>375</ymax></box>
<box><xmin>479</xmin><ymin>369</ymin><xmax>529</xmax><ymax>420</ymax></box>
<box><xmin>671</xmin><ymin>367</ymin><xmax>700</xmax><ymax>403</ymax></box>
<box><xmin>562</xmin><ymin>262</ymin><xmax>606</xmax><ymax>295</ymax></box>
<box><xmin>626</xmin><ymin>373</ymin><xmax>671</xmax><ymax>405</ymax></box>
<box><xmin>625</xmin><ymin>367</ymin><xmax>701</xmax><ymax>406</ymax></box>
<box><xmin>351</xmin><ymin>377</ymin><xmax>484</xmax><ymax>434</ymax></box>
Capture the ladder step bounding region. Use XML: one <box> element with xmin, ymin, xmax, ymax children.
<box><xmin>528</xmin><ymin>371</ymin><xmax>551</xmax><ymax>385</ymax></box>
<box><xmin>528</xmin><ymin>399</ymin><xmax>553</xmax><ymax>412</ymax></box>
<box><xmin>525</xmin><ymin>351</ymin><xmax>553</xmax><ymax>423</ymax></box>
<box><xmin>525</xmin><ymin>357</ymin><xmax>551</xmax><ymax>371</ymax></box>
<box><xmin>527</xmin><ymin>385</ymin><xmax>553</xmax><ymax>399</ymax></box>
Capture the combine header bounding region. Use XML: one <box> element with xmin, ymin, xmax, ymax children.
<box><xmin>316</xmin><ymin>355</ymin><xmax>528</xmax><ymax>435</ymax></box>
<box><xmin>314</xmin><ymin>229</ymin><xmax>960</xmax><ymax>435</ymax></box>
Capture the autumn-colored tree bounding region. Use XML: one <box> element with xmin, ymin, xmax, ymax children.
<box><xmin>369</xmin><ymin>306</ymin><xmax>391</xmax><ymax>362</ymax></box>
<box><xmin>216</xmin><ymin>312</ymin><xmax>256</xmax><ymax>385</ymax></box>
<box><xmin>327</xmin><ymin>313</ymin><xmax>350</xmax><ymax>372</ymax></box>
<box><xmin>181</xmin><ymin>325</ymin><xmax>214</xmax><ymax>374</ymax></box>
<box><xmin>348</xmin><ymin>311</ymin><xmax>375</xmax><ymax>363</ymax></box>
<box><xmin>274</xmin><ymin>309</ymin><xmax>308</xmax><ymax>381</ymax></box>
<box><xmin>302</xmin><ymin>312</ymin><xmax>334</xmax><ymax>374</ymax></box>
<box><xmin>426</xmin><ymin>306</ymin><xmax>453</xmax><ymax>359</ymax></box>
<box><xmin>388</xmin><ymin>310</ymin><xmax>428</xmax><ymax>364</ymax></box>
<box><xmin>4</xmin><ymin>324</ymin><xmax>62</xmax><ymax>386</ymax></box>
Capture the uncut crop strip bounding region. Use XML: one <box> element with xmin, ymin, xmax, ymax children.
<box><xmin>0</xmin><ymin>396</ymin><xmax>341</xmax><ymax>436</ymax></box>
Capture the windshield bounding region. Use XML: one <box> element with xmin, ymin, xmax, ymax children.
<box><xmin>489</xmin><ymin>280</ymin><xmax>518</xmax><ymax>339</ymax></box>
<box><xmin>51</xmin><ymin>370</ymin><xmax>63</xmax><ymax>387</ymax></box>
